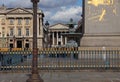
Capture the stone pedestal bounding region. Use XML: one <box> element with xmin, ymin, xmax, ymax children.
<box><xmin>80</xmin><ymin>34</ymin><xmax>120</xmax><ymax>47</ymax></box>
<box><xmin>81</xmin><ymin>0</ymin><xmax>120</xmax><ymax>47</ymax></box>
<box><xmin>26</xmin><ymin>74</ymin><xmax>43</xmax><ymax>82</ymax></box>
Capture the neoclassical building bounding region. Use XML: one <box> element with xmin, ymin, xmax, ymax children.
<box><xmin>48</xmin><ymin>23</ymin><xmax>69</xmax><ymax>47</ymax></box>
<box><xmin>0</xmin><ymin>5</ymin><xmax>44</xmax><ymax>49</ymax></box>
<box><xmin>47</xmin><ymin>19</ymin><xmax>82</xmax><ymax>47</ymax></box>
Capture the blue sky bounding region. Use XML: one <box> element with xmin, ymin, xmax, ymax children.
<box><xmin>0</xmin><ymin>0</ymin><xmax>82</xmax><ymax>25</ymax></box>
<box><xmin>77</xmin><ymin>0</ymin><xmax>82</xmax><ymax>6</ymax></box>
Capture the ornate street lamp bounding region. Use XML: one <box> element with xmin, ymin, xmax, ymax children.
<box><xmin>68</xmin><ymin>18</ymin><xmax>76</xmax><ymax>33</ymax></box>
<box><xmin>45</xmin><ymin>21</ymin><xmax>49</xmax><ymax>28</ymax></box>
<box><xmin>27</xmin><ymin>0</ymin><xmax>43</xmax><ymax>82</ymax></box>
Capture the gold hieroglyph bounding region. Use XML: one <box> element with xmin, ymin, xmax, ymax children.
<box><xmin>88</xmin><ymin>0</ymin><xmax>114</xmax><ymax>6</ymax></box>
<box><xmin>87</xmin><ymin>0</ymin><xmax>116</xmax><ymax>21</ymax></box>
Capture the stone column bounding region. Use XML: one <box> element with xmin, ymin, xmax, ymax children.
<box><xmin>23</xmin><ymin>18</ymin><xmax>25</xmax><ymax>36</ymax></box>
<box><xmin>14</xmin><ymin>40</ymin><xmax>16</xmax><ymax>48</ymax></box>
<box><xmin>23</xmin><ymin>39</ymin><xmax>25</xmax><ymax>48</ymax></box>
<box><xmin>22</xmin><ymin>18</ymin><xmax>24</xmax><ymax>36</ymax></box>
<box><xmin>61</xmin><ymin>32</ymin><xmax>63</xmax><ymax>45</ymax></box>
<box><xmin>39</xmin><ymin>15</ymin><xmax>43</xmax><ymax>48</ymax></box>
<box><xmin>57</xmin><ymin>32</ymin><xmax>58</xmax><ymax>45</ymax></box>
<box><xmin>40</xmin><ymin>15</ymin><xmax>43</xmax><ymax>36</ymax></box>
<box><xmin>52</xmin><ymin>32</ymin><xmax>55</xmax><ymax>46</ymax></box>
<box><xmin>14</xmin><ymin>18</ymin><xmax>17</xmax><ymax>36</ymax></box>
<box><xmin>65</xmin><ymin>37</ymin><xmax>67</xmax><ymax>45</ymax></box>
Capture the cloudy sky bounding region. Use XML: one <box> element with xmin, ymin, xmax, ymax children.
<box><xmin>0</xmin><ymin>0</ymin><xmax>82</xmax><ymax>25</ymax></box>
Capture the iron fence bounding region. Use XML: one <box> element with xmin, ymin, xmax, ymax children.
<box><xmin>0</xmin><ymin>47</ymin><xmax>120</xmax><ymax>72</ymax></box>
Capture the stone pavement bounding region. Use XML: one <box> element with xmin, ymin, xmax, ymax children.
<box><xmin>0</xmin><ymin>71</ymin><xmax>120</xmax><ymax>82</ymax></box>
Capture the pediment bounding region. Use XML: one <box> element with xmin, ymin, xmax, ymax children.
<box><xmin>6</xmin><ymin>8</ymin><xmax>32</xmax><ymax>14</ymax></box>
<box><xmin>49</xmin><ymin>23</ymin><xmax>69</xmax><ymax>30</ymax></box>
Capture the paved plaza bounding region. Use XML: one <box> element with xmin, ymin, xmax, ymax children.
<box><xmin>0</xmin><ymin>71</ymin><xmax>120</xmax><ymax>82</ymax></box>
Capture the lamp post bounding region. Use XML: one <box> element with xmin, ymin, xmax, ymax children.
<box><xmin>26</xmin><ymin>0</ymin><xmax>43</xmax><ymax>82</ymax></box>
<box><xmin>68</xmin><ymin>18</ymin><xmax>75</xmax><ymax>33</ymax></box>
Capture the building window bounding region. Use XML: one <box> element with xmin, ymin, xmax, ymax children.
<box><xmin>26</xmin><ymin>39</ymin><xmax>29</xmax><ymax>41</ymax></box>
<box><xmin>18</xmin><ymin>28</ymin><xmax>21</xmax><ymax>36</ymax></box>
<box><xmin>10</xmin><ymin>44</ymin><xmax>13</xmax><ymax>48</ymax></box>
<box><xmin>1</xmin><ymin>19</ymin><xmax>5</xmax><ymax>25</ymax></box>
<box><xmin>26</xmin><ymin>28</ymin><xmax>29</xmax><ymax>36</ymax></box>
<box><xmin>18</xmin><ymin>19</ymin><xmax>22</xmax><ymax>25</ymax></box>
<box><xmin>25</xmin><ymin>43</ymin><xmax>29</xmax><ymax>48</ymax></box>
<box><xmin>25</xmin><ymin>19</ymin><xmax>30</xmax><ymax>25</ymax></box>
<box><xmin>9</xmin><ymin>19</ymin><xmax>14</xmax><ymax>25</ymax></box>
<box><xmin>10</xmin><ymin>39</ymin><xmax>13</xmax><ymax>42</ymax></box>
<box><xmin>10</xmin><ymin>28</ymin><xmax>14</xmax><ymax>36</ymax></box>
<box><xmin>2</xmin><ymin>34</ymin><xmax>5</xmax><ymax>37</ymax></box>
<box><xmin>50</xmin><ymin>34</ymin><xmax>52</xmax><ymax>38</ymax></box>
<box><xmin>2</xmin><ymin>27</ymin><xmax>5</xmax><ymax>37</ymax></box>
<box><xmin>2</xmin><ymin>27</ymin><xmax>5</xmax><ymax>30</ymax></box>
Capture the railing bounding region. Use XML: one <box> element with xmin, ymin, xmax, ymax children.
<box><xmin>0</xmin><ymin>47</ymin><xmax>120</xmax><ymax>72</ymax></box>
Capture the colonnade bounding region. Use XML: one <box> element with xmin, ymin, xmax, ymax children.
<box><xmin>50</xmin><ymin>32</ymin><xmax>68</xmax><ymax>47</ymax></box>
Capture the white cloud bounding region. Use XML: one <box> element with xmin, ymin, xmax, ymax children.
<box><xmin>2</xmin><ymin>0</ymin><xmax>77</xmax><ymax>8</ymax></box>
<box><xmin>1</xmin><ymin>0</ymin><xmax>82</xmax><ymax>24</ymax></box>
<box><xmin>50</xmin><ymin>6</ymin><xmax>82</xmax><ymax>24</ymax></box>
<box><xmin>44</xmin><ymin>11</ymin><xmax>52</xmax><ymax>21</ymax></box>
<box><xmin>40</xmin><ymin>0</ymin><xmax>77</xmax><ymax>8</ymax></box>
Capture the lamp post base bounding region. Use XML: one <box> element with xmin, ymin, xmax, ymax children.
<box><xmin>26</xmin><ymin>74</ymin><xmax>43</xmax><ymax>82</ymax></box>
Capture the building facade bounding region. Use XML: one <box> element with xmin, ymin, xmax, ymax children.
<box><xmin>47</xmin><ymin>19</ymin><xmax>82</xmax><ymax>48</ymax></box>
<box><xmin>48</xmin><ymin>23</ymin><xmax>69</xmax><ymax>47</ymax></box>
<box><xmin>0</xmin><ymin>5</ymin><xmax>44</xmax><ymax>49</ymax></box>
